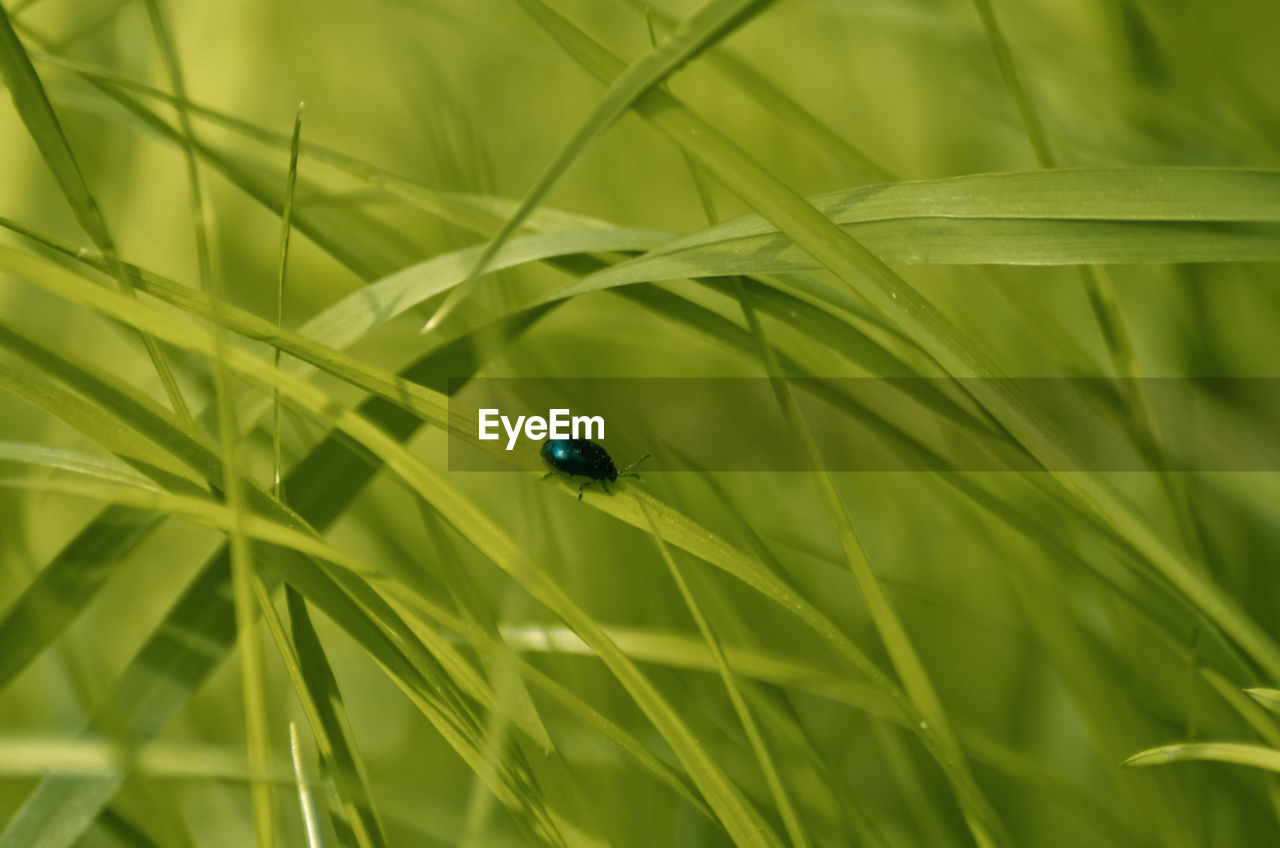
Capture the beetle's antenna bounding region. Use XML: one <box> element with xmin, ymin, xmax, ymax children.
<box><xmin>619</xmin><ymin>453</ymin><xmax>651</xmax><ymax>477</ymax></box>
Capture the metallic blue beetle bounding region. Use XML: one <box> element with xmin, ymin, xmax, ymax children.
<box><xmin>541</xmin><ymin>439</ymin><xmax>650</xmax><ymax>500</ymax></box>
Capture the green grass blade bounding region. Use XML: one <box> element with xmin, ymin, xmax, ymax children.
<box><xmin>274</xmin><ymin>103</ymin><xmax>304</xmax><ymax>497</ymax></box>
<box><xmin>970</xmin><ymin>0</ymin><xmax>1056</xmax><ymax>167</ymax></box>
<box><xmin>0</xmin><ymin>735</ymin><xmax>291</xmax><ymax>782</ymax></box>
<box><xmin>295</xmin><ymin>229</ymin><xmax>664</xmax><ymax>354</ymax></box>
<box><xmin>1123</xmin><ymin>743</ymin><xmax>1280</xmax><ymax>774</ymax></box>
<box><xmin>1246</xmin><ymin>689</ymin><xmax>1280</xmax><ymax>716</ymax></box>
<box><xmin>550</xmin><ymin>169</ymin><xmax>1280</xmax><ymax>295</ymax></box>
<box><xmin>288</xmin><ymin>724</ymin><xmax>326</xmax><ymax>848</ymax></box>
<box><xmin>0</xmin><ymin>442</ymin><xmax>162</xmax><ymax>491</ymax></box>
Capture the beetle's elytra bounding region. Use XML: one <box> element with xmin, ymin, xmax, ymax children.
<box><xmin>541</xmin><ymin>439</ymin><xmax>650</xmax><ymax>500</ymax></box>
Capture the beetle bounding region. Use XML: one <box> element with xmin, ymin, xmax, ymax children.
<box><xmin>540</xmin><ymin>438</ymin><xmax>650</xmax><ymax>500</ymax></box>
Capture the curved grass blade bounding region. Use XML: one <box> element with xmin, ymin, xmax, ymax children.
<box><xmin>1123</xmin><ymin>742</ymin><xmax>1280</xmax><ymax>774</ymax></box>
<box><xmin>551</xmin><ymin>169</ymin><xmax>1280</xmax><ymax>297</ymax></box>
<box><xmin>0</xmin><ymin>736</ymin><xmax>291</xmax><ymax>783</ymax></box>
<box><xmin>289</xmin><ymin>724</ymin><xmax>325</xmax><ymax>848</ymax></box>
<box><xmin>0</xmin><ymin>442</ymin><xmax>162</xmax><ymax>491</ymax></box>
<box><xmin>274</xmin><ymin>103</ymin><xmax>304</xmax><ymax>497</ymax></box>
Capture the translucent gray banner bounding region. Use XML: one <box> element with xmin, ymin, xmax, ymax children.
<box><xmin>446</xmin><ymin>378</ymin><xmax>1280</xmax><ymax>472</ymax></box>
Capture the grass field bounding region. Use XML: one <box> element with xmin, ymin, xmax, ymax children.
<box><xmin>0</xmin><ymin>0</ymin><xmax>1278</xmax><ymax>845</ymax></box>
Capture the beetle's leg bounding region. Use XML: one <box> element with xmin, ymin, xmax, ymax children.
<box><xmin>541</xmin><ymin>471</ymin><xmax>556</xmax><ymax>480</ymax></box>
<box><xmin>601</xmin><ymin>480</ymin><xmax>610</xmax><ymax>494</ymax></box>
<box><xmin>577</xmin><ymin>481</ymin><xmax>590</xmax><ymax>500</ymax></box>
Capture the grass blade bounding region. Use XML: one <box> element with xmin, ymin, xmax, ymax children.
<box><xmin>274</xmin><ymin>103</ymin><xmax>304</xmax><ymax>497</ymax></box>
<box><xmin>1123</xmin><ymin>743</ymin><xmax>1280</xmax><ymax>774</ymax></box>
<box><xmin>289</xmin><ymin>724</ymin><xmax>326</xmax><ymax>848</ymax></box>
<box><xmin>1246</xmin><ymin>689</ymin><xmax>1280</xmax><ymax>717</ymax></box>
<box><xmin>552</xmin><ymin>169</ymin><xmax>1280</xmax><ymax>296</ymax></box>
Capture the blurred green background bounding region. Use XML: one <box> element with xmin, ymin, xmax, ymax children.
<box><xmin>1</xmin><ymin>0</ymin><xmax>1279</xmax><ymax>845</ymax></box>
